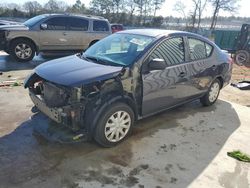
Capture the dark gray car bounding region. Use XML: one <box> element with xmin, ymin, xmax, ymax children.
<box><xmin>25</xmin><ymin>29</ymin><xmax>232</xmax><ymax>147</ymax></box>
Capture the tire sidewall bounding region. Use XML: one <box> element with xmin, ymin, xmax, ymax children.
<box><xmin>94</xmin><ymin>102</ymin><xmax>135</xmax><ymax>147</ymax></box>
<box><xmin>235</xmin><ymin>50</ymin><xmax>250</xmax><ymax>66</ymax></box>
<box><xmin>10</xmin><ymin>39</ymin><xmax>35</xmax><ymax>62</ymax></box>
<box><xmin>201</xmin><ymin>79</ymin><xmax>221</xmax><ymax>106</ymax></box>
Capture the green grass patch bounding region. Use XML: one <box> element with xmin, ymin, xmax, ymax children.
<box><xmin>227</xmin><ymin>150</ymin><xmax>250</xmax><ymax>162</ymax></box>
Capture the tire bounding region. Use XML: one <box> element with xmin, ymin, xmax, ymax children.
<box><xmin>200</xmin><ymin>79</ymin><xmax>221</xmax><ymax>106</ymax></box>
<box><xmin>89</xmin><ymin>40</ymin><xmax>98</xmax><ymax>47</ymax></box>
<box><xmin>10</xmin><ymin>39</ymin><xmax>35</xmax><ymax>62</ymax></box>
<box><xmin>235</xmin><ymin>50</ymin><xmax>250</xmax><ymax>66</ymax></box>
<box><xmin>94</xmin><ymin>102</ymin><xmax>134</xmax><ymax>147</ymax></box>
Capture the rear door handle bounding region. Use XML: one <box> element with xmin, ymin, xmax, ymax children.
<box><xmin>178</xmin><ymin>72</ymin><xmax>186</xmax><ymax>77</ymax></box>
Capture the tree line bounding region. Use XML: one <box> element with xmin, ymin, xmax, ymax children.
<box><xmin>0</xmin><ymin>0</ymin><xmax>243</xmax><ymax>30</ymax></box>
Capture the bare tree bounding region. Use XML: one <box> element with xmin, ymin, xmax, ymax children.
<box><xmin>23</xmin><ymin>1</ymin><xmax>42</xmax><ymax>17</ymax></box>
<box><xmin>173</xmin><ymin>0</ymin><xmax>187</xmax><ymax>19</ymax></box>
<box><xmin>189</xmin><ymin>0</ymin><xmax>207</xmax><ymax>29</ymax></box>
<box><xmin>153</xmin><ymin>0</ymin><xmax>165</xmax><ymax>17</ymax></box>
<box><xmin>197</xmin><ymin>0</ymin><xmax>207</xmax><ymax>28</ymax></box>
<box><xmin>44</xmin><ymin>0</ymin><xmax>68</xmax><ymax>13</ymax></box>
<box><xmin>209</xmin><ymin>0</ymin><xmax>238</xmax><ymax>30</ymax></box>
<box><xmin>70</xmin><ymin>0</ymin><xmax>86</xmax><ymax>13</ymax></box>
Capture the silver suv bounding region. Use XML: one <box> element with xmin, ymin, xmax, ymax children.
<box><xmin>0</xmin><ymin>14</ymin><xmax>111</xmax><ymax>62</ymax></box>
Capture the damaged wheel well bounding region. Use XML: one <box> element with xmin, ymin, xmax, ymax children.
<box><xmin>84</xmin><ymin>92</ymin><xmax>138</xmax><ymax>137</ymax></box>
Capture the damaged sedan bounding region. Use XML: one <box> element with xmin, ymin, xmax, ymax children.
<box><xmin>25</xmin><ymin>29</ymin><xmax>232</xmax><ymax>147</ymax></box>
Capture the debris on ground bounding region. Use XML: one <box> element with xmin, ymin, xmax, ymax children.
<box><xmin>0</xmin><ymin>80</ymin><xmax>23</xmax><ymax>88</ymax></box>
<box><xmin>227</xmin><ymin>150</ymin><xmax>250</xmax><ymax>162</ymax></box>
<box><xmin>231</xmin><ymin>81</ymin><xmax>250</xmax><ymax>90</ymax></box>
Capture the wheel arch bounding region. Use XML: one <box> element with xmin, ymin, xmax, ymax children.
<box><xmin>9</xmin><ymin>37</ymin><xmax>38</xmax><ymax>53</ymax></box>
<box><xmin>85</xmin><ymin>91</ymin><xmax>138</xmax><ymax>137</ymax></box>
<box><xmin>215</xmin><ymin>76</ymin><xmax>224</xmax><ymax>89</ymax></box>
<box><xmin>88</xmin><ymin>40</ymin><xmax>99</xmax><ymax>47</ymax></box>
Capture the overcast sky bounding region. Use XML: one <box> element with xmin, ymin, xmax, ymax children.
<box><xmin>3</xmin><ymin>0</ymin><xmax>250</xmax><ymax>18</ymax></box>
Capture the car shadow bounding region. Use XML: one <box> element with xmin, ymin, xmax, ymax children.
<box><xmin>0</xmin><ymin>52</ymin><xmax>71</xmax><ymax>71</ymax></box>
<box><xmin>0</xmin><ymin>99</ymin><xmax>241</xmax><ymax>187</ymax></box>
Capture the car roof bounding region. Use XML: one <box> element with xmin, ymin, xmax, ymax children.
<box><xmin>119</xmin><ymin>29</ymin><xmax>204</xmax><ymax>38</ymax></box>
<box><xmin>118</xmin><ymin>29</ymin><xmax>215</xmax><ymax>45</ymax></box>
<box><xmin>40</xmin><ymin>13</ymin><xmax>106</xmax><ymax>21</ymax></box>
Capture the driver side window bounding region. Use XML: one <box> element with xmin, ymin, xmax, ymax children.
<box><xmin>148</xmin><ymin>37</ymin><xmax>185</xmax><ymax>66</ymax></box>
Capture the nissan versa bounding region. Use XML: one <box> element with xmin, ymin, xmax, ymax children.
<box><xmin>24</xmin><ymin>29</ymin><xmax>232</xmax><ymax>147</ymax></box>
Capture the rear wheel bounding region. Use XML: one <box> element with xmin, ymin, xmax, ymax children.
<box><xmin>200</xmin><ymin>79</ymin><xmax>221</xmax><ymax>106</ymax></box>
<box><xmin>94</xmin><ymin>103</ymin><xmax>134</xmax><ymax>147</ymax></box>
<box><xmin>235</xmin><ymin>50</ymin><xmax>250</xmax><ymax>66</ymax></box>
<box><xmin>10</xmin><ymin>39</ymin><xmax>35</xmax><ymax>62</ymax></box>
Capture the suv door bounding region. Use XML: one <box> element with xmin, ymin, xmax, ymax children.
<box><xmin>141</xmin><ymin>37</ymin><xmax>192</xmax><ymax>116</ymax></box>
<box><xmin>67</xmin><ymin>17</ymin><xmax>90</xmax><ymax>50</ymax></box>
<box><xmin>92</xmin><ymin>20</ymin><xmax>111</xmax><ymax>41</ymax></box>
<box><xmin>186</xmin><ymin>37</ymin><xmax>216</xmax><ymax>95</ymax></box>
<box><xmin>39</xmin><ymin>17</ymin><xmax>71</xmax><ymax>50</ymax></box>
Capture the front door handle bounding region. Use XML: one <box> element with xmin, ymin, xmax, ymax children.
<box><xmin>178</xmin><ymin>72</ymin><xmax>186</xmax><ymax>77</ymax></box>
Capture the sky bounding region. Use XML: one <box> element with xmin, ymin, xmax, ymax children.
<box><xmin>2</xmin><ymin>0</ymin><xmax>250</xmax><ymax>18</ymax></box>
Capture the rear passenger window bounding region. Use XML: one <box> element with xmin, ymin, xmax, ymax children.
<box><xmin>44</xmin><ymin>17</ymin><xmax>67</xmax><ymax>30</ymax></box>
<box><xmin>188</xmin><ymin>38</ymin><xmax>206</xmax><ymax>60</ymax></box>
<box><xmin>93</xmin><ymin>21</ymin><xmax>109</xmax><ymax>31</ymax></box>
<box><xmin>205</xmin><ymin>43</ymin><xmax>213</xmax><ymax>57</ymax></box>
<box><xmin>188</xmin><ymin>38</ymin><xmax>213</xmax><ymax>60</ymax></box>
<box><xmin>149</xmin><ymin>37</ymin><xmax>185</xmax><ymax>66</ymax></box>
<box><xmin>69</xmin><ymin>18</ymin><xmax>88</xmax><ymax>31</ymax></box>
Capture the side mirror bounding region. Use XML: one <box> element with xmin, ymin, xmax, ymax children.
<box><xmin>40</xmin><ymin>23</ymin><xmax>48</xmax><ymax>30</ymax></box>
<box><xmin>149</xmin><ymin>58</ymin><xmax>167</xmax><ymax>70</ymax></box>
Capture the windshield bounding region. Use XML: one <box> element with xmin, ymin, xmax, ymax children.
<box><xmin>24</xmin><ymin>15</ymin><xmax>46</xmax><ymax>27</ymax></box>
<box><xmin>84</xmin><ymin>33</ymin><xmax>155</xmax><ymax>66</ymax></box>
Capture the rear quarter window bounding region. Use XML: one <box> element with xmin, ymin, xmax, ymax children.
<box><xmin>188</xmin><ymin>37</ymin><xmax>213</xmax><ymax>61</ymax></box>
<box><xmin>93</xmin><ymin>20</ymin><xmax>109</xmax><ymax>32</ymax></box>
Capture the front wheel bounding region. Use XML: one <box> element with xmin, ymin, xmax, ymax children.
<box><xmin>94</xmin><ymin>103</ymin><xmax>134</xmax><ymax>147</ymax></box>
<box><xmin>200</xmin><ymin>79</ymin><xmax>221</xmax><ymax>106</ymax></box>
<box><xmin>10</xmin><ymin>39</ymin><xmax>35</xmax><ymax>62</ymax></box>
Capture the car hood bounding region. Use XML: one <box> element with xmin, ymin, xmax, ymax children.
<box><xmin>0</xmin><ymin>24</ymin><xmax>28</xmax><ymax>30</ymax></box>
<box><xmin>35</xmin><ymin>55</ymin><xmax>123</xmax><ymax>87</ymax></box>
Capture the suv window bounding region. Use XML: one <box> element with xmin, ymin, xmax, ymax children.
<box><xmin>44</xmin><ymin>17</ymin><xmax>68</xmax><ymax>30</ymax></box>
<box><xmin>148</xmin><ymin>37</ymin><xmax>185</xmax><ymax>66</ymax></box>
<box><xmin>188</xmin><ymin>38</ymin><xmax>213</xmax><ymax>60</ymax></box>
<box><xmin>93</xmin><ymin>20</ymin><xmax>109</xmax><ymax>31</ymax></box>
<box><xmin>69</xmin><ymin>17</ymin><xmax>89</xmax><ymax>31</ymax></box>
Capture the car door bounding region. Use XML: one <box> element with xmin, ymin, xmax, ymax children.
<box><xmin>141</xmin><ymin>37</ymin><xmax>193</xmax><ymax>116</ymax></box>
<box><xmin>39</xmin><ymin>17</ymin><xmax>71</xmax><ymax>50</ymax></box>
<box><xmin>185</xmin><ymin>37</ymin><xmax>216</xmax><ymax>96</ymax></box>
<box><xmin>67</xmin><ymin>17</ymin><xmax>90</xmax><ymax>50</ymax></box>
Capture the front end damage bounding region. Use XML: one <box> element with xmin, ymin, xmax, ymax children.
<box><xmin>25</xmin><ymin>72</ymin><xmax>110</xmax><ymax>142</ymax></box>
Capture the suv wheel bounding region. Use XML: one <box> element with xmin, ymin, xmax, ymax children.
<box><xmin>10</xmin><ymin>39</ymin><xmax>35</xmax><ymax>62</ymax></box>
<box><xmin>94</xmin><ymin>103</ymin><xmax>134</xmax><ymax>147</ymax></box>
<box><xmin>200</xmin><ymin>79</ymin><xmax>221</xmax><ymax>106</ymax></box>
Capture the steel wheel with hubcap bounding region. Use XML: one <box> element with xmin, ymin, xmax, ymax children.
<box><xmin>94</xmin><ymin>103</ymin><xmax>134</xmax><ymax>147</ymax></box>
<box><xmin>104</xmin><ymin>111</ymin><xmax>131</xmax><ymax>142</ymax></box>
<box><xmin>10</xmin><ymin>39</ymin><xmax>35</xmax><ymax>62</ymax></box>
<box><xmin>200</xmin><ymin>79</ymin><xmax>221</xmax><ymax>106</ymax></box>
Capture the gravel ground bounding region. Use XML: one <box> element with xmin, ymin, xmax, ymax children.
<box><xmin>0</xmin><ymin>51</ymin><xmax>250</xmax><ymax>188</ymax></box>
